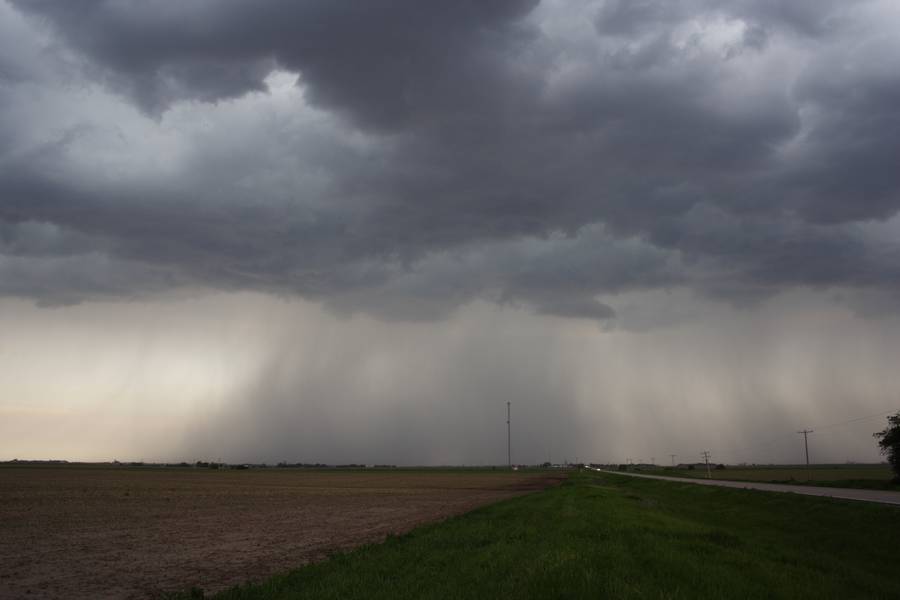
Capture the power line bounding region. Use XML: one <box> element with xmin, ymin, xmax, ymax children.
<box><xmin>697</xmin><ymin>408</ymin><xmax>898</xmax><ymax>464</ymax></box>
<box><xmin>810</xmin><ymin>409</ymin><xmax>897</xmax><ymax>432</ymax></box>
<box><xmin>701</xmin><ymin>450</ymin><xmax>712</xmax><ymax>479</ymax></box>
<box><xmin>653</xmin><ymin>409</ymin><xmax>896</xmax><ymax>472</ymax></box>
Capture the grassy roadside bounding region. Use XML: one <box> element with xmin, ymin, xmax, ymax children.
<box><xmin>169</xmin><ymin>471</ymin><xmax>900</xmax><ymax>600</ymax></box>
<box><xmin>633</xmin><ymin>467</ymin><xmax>899</xmax><ymax>491</ymax></box>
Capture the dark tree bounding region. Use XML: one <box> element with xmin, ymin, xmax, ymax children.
<box><xmin>874</xmin><ymin>411</ymin><xmax>900</xmax><ymax>482</ymax></box>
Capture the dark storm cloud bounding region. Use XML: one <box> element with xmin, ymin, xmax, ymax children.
<box><xmin>3</xmin><ymin>0</ymin><xmax>900</xmax><ymax>321</ymax></box>
<box><xmin>13</xmin><ymin>0</ymin><xmax>539</xmax><ymax>120</ymax></box>
<box><xmin>594</xmin><ymin>0</ymin><xmax>851</xmax><ymax>38</ymax></box>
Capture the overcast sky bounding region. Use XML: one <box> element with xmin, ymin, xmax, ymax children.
<box><xmin>2</xmin><ymin>0</ymin><xmax>899</xmax><ymax>465</ymax></box>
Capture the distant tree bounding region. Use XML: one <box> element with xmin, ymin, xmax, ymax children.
<box><xmin>874</xmin><ymin>411</ymin><xmax>900</xmax><ymax>482</ymax></box>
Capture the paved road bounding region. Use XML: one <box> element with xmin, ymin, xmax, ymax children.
<box><xmin>592</xmin><ymin>469</ymin><xmax>900</xmax><ymax>506</ymax></box>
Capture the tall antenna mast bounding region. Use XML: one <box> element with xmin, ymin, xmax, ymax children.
<box><xmin>507</xmin><ymin>401</ymin><xmax>511</xmax><ymax>469</ymax></box>
<box><xmin>797</xmin><ymin>429</ymin><xmax>813</xmax><ymax>481</ymax></box>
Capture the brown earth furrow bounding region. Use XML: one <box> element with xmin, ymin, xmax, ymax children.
<box><xmin>0</xmin><ymin>467</ymin><xmax>563</xmax><ymax>599</ymax></box>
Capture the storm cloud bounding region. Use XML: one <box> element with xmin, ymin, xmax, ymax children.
<box><xmin>2</xmin><ymin>1</ymin><xmax>900</xmax><ymax>464</ymax></box>
<box><xmin>1</xmin><ymin>0</ymin><xmax>898</xmax><ymax>320</ymax></box>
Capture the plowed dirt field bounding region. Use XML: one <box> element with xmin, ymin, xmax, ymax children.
<box><xmin>0</xmin><ymin>467</ymin><xmax>563</xmax><ymax>599</ymax></box>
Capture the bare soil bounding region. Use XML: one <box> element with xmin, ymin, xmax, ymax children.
<box><xmin>0</xmin><ymin>466</ymin><xmax>564</xmax><ymax>599</ymax></box>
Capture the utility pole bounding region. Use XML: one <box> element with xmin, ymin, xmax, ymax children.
<box><xmin>651</xmin><ymin>456</ymin><xmax>656</xmax><ymax>466</ymax></box>
<box><xmin>506</xmin><ymin>401</ymin><xmax>511</xmax><ymax>469</ymax></box>
<box><xmin>797</xmin><ymin>429</ymin><xmax>813</xmax><ymax>481</ymax></box>
<box><xmin>701</xmin><ymin>450</ymin><xmax>712</xmax><ymax>479</ymax></box>
<box><xmin>670</xmin><ymin>454</ymin><xmax>677</xmax><ymax>467</ymax></box>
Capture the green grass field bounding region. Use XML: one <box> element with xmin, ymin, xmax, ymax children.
<box><xmin>170</xmin><ymin>470</ymin><xmax>900</xmax><ymax>600</ymax></box>
<box><xmin>637</xmin><ymin>465</ymin><xmax>898</xmax><ymax>490</ymax></box>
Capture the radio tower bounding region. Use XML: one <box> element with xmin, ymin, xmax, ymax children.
<box><xmin>797</xmin><ymin>429</ymin><xmax>813</xmax><ymax>481</ymax></box>
<box><xmin>507</xmin><ymin>401</ymin><xmax>511</xmax><ymax>469</ymax></box>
